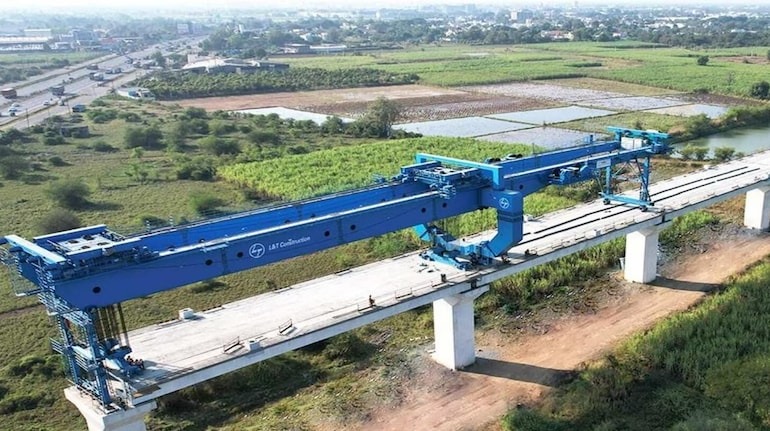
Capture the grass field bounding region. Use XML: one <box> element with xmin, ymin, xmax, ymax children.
<box><xmin>0</xmin><ymin>51</ymin><xmax>102</xmax><ymax>66</ymax></box>
<box><xmin>277</xmin><ymin>42</ymin><xmax>770</xmax><ymax>97</ymax></box>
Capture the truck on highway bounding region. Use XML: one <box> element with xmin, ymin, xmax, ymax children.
<box><xmin>50</xmin><ymin>84</ymin><xmax>65</xmax><ymax>96</ymax></box>
<box><xmin>1</xmin><ymin>88</ymin><xmax>17</xmax><ymax>99</ymax></box>
<box><xmin>89</xmin><ymin>72</ymin><xmax>104</xmax><ymax>81</ymax></box>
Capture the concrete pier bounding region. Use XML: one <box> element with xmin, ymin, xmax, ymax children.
<box><xmin>624</xmin><ymin>227</ymin><xmax>660</xmax><ymax>283</ymax></box>
<box><xmin>432</xmin><ymin>286</ymin><xmax>489</xmax><ymax>370</ymax></box>
<box><xmin>65</xmin><ymin>388</ymin><xmax>156</xmax><ymax>431</ymax></box>
<box><xmin>744</xmin><ymin>187</ymin><xmax>770</xmax><ymax>230</ymax></box>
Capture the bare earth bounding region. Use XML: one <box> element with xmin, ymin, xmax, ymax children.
<box><xmin>170</xmin><ymin>84</ymin><xmax>557</xmax><ymax>122</ymax></box>
<box><xmin>351</xmin><ymin>233</ymin><xmax>770</xmax><ymax>431</ymax></box>
<box><xmin>170</xmin><ymin>85</ymin><xmax>466</xmax><ymax>111</ymax></box>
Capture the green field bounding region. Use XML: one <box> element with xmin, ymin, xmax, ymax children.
<box><xmin>276</xmin><ymin>42</ymin><xmax>770</xmax><ymax>97</ymax></box>
<box><xmin>0</xmin><ymin>51</ymin><xmax>104</xmax><ymax>85</ymax></box>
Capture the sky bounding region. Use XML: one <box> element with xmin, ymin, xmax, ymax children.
<box><xmin>1</xmin><ymin>0</ymin><xmax>768</xmax><ymax>12</ymax></box>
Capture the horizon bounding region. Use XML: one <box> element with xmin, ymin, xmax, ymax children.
<box><xmin>2</xmin><ymin>0</ymin><xmax>770</xmax><ymax>14</ymax></box>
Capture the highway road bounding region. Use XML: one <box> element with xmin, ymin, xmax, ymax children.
<box><xmin>0</xmin><ymin>37</ymin><xmax>204</xmax><ymax>130</ymax></box>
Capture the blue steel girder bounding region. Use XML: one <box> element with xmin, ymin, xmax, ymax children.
<box><xmin>2</xmin><ymin>127</ymin><xmax>671</xmax><ymax>310</ymax></box>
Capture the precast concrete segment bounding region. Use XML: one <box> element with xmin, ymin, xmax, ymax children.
<box><xmin>744</xmin><ymin>186</ymin><xmax>770</xmax><ymax>230</ymax></box>
<box><xmin>432</xmin><ymin>287</ymin><xmax>490</xmax><ymax>370</ymax></box>
<box><xmin>624</xmin><ymin>227</ymin><xmax>661</xmax><ymax>283</ymax></box>
<box><xmin>65</xmin><ymin>388</ymin><xmax>156</xmax><ymax>431</ymax></box>
<box><xmin>117</xmin><ymin>150</ymin><xmax>770</xmax><ymax>407</ymax></box>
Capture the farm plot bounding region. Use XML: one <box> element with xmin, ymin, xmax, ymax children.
<box><xmin>645</xmin><ymin>104</ymin><xmax>728</xmax><ymax>119</ymax></box>
<box><xmin>395</xmin><ymin>117</ymin><xmax>532</xmax><ymax>138</ymax></box>
<box><xmin>319</xmin><ymin>95</ymin><xmax>556</xmax><ymax>123</ymax></box>
<box><xmin>478</xmin><ymin>127</ymin><xmax>600</xmax><ymax>150</ymax></box>
<box><xmin>579</xmin><ymin>95</ymin><xmax>687</xmax><ymax>111</ymax></box>
<box><xmin>171</xmin><ymin>84</ymin><xmax>465</xmax><ymax>111</ymax></box>
<box><xmin>235</xmin><ymin>107</ymin><xmax>353</xmax><ymax>124</ymax></box>
<box><xmin>461</xmin><ymin>82</ymin><xmax>626</xmax><ymax>103</ymax></box>
<box><xmin>487</xmin><ymin>106</ymin><xmax>616</xmax><ymax>125</ymax></box>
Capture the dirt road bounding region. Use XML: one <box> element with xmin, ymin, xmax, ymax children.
<box><xmin>356</xmin><ymin>233</ymin><xmax>770</xmax><ymax>431</ymax></box>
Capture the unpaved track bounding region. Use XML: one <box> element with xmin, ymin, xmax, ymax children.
<box><xmin>356</xmin><ymin>234</ymin><xmax>770</xmax><ymax>431</ymax></box>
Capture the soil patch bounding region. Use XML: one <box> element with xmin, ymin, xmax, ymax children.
<box><xmin>168</xmin><ymin>85</ymin><xmax>467</xmax><ymax>112</ymax></box>
<box><xmin>312</xmin><ymin>94</ymin><xmax>556</xmax><ymax>122</ymax></box>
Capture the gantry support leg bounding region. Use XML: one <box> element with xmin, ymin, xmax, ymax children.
<box><xmin>65</xmin><ymin>387</ymin><xmax>156</xmax><ymax>431</ymax></box>
<box><xmin>744</xmin><ymin>187</ymin><xmax>770</xmax><ymax>231</ymax></box>
<box><xmin>432</xmin><ymin>286</ymin><xmax>489</xmax><ymax>370</ymax></box>
<box><xmin>624</xmin><ymin>227</ymin><xmax>660</xmax><ymax>284</ymax></box>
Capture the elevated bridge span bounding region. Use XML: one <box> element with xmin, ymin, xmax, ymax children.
<box><xmin>68</xmin><ymin>150</ymin><xmax>770</xmax><ymax>430</ymax></box>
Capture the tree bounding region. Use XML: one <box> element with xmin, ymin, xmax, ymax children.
<box><xmin>151</xmin><ymin>50</ymin><xmax>166</xmax><ymax>68</ymax></box>
<box><xmin>199</xmin><ymin>136</ymin><xmax>240</xmax><ymax>155</ymax></box>
<box><xmin>46</xmin><ymin>178</ymin><xmax>91</xmax><ymax>209</ymax></box>
<box><xmin>685</xmin><ymin>114</ymin><xmax>713</xmax><ymax>137</ymax></box>
<box><xmin>696</xmin><ymin>55</ymin><xmax>709</xmax><ymax>66</ymax></box>
<box><xmin>321</xmin><ymin>116</ymin><xmax>345</xmax><ymax>135</ymax></box>
<box><xmin>124</xmin><ymin>126</ymin><xmax>164</xmax><ymax>150</ymax></box>
<box><xmin>750</xmin><ymin>81</ymin><xmax>770</xmax><ymax>99</ymax></box>
<box><xmin>37</xmin><ymin>209</ymin><xmax>81</xmax><ymax>234</ymax></box>
<box><xmin>354</xmin><ymin>97</ymin><xmax>402</xmax><ymax>138</ymax></box>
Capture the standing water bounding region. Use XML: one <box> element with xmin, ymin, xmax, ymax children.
<box><xmin>680</xmin><ymin>126</ymin><xmax>770</xmax><ymax>157</ymax></box>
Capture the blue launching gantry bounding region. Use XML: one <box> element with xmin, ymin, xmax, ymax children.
<box><xmin>0</xmin><ymin>127</ymin><xmax>668</xmax><ymax>408</ymax></box>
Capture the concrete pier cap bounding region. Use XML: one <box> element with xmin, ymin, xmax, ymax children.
<box><xmin>744</xmin><ymin>186</ymin><xmax>770</xmax><ymax>231</ymax></box>
<box><xmin>65</xmin><ymin>387</ymin><xmax>156</xmax><ymax>431</ymax></box>
<box><xmin>432</xmin><ymin>286</ymin><xmax>489</xmax><ymax>370</ymax></box>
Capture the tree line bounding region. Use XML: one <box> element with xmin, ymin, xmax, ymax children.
<box><xmin>135</xmin><ymin>67</ymin><xmax>419</xmax><ymax>100</ymax></box>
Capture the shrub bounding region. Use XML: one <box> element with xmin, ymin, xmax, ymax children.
<box><xmin>750</xmin><ymin>81</ymin><xmax>770</xmax><ymax>100</ymax></box>
<box><xmin>139</xmin><ymin>214</ymin><xmax>168</xmax><ymax>229</ymax></box>
<box><xmin>42</xmin><ymin>135</ymin><xmax>65</xmax><ymax>146</ymax></box>
<box><xmin>208</xmin><ymin>120</ymin><xmax>236</xmax><ymax>136</ymax></box>
<box><xmin>36</xmin><ymin>209</ymin><xmax>82</xmax><ymax>234</ymax></box>
<box><xmin>183</xmin><ymin>107</ymin><xmax>208</xmax><ymax>119</ymax></box>
<box><xmin>92</xmin><ymin>141</ymin><xmax>117</xmax><ymax>152</ymax></box>
<box><xmin>0</xmin><ymin>392</ymin><xmax>53</xmax><ymax>414</ymax></box>
<box><xmin>0</xmin><ymin>156</ymin><xmax>29</xmax><ymax>179</ymax></box>
<box><xmin>48</xmin><ymin>156</ymin><xmax>67</xmax><ymax>166</ymax></box>
<box><xmin>118</xmin><ymin>112</ymin><xmax>142</xmax><ymax>122</ymax></box>
<box><xmin>46</xmin><ymin>178</ymin><xmax>91</xmax><ymax>209</ymax></box>
<box><xmin>175</xmin><ymin>156</ymin><xmax>216</xmax><ymax>181</ymax></box>
<box><xmin>248</xmin><ymin>130</ymin><xmax>281</xmax><ymax>145</ymax></box>
<box><xmin>322</xmin><ymin>333</ymin><xmax>375</xmax><ymax>363</ymax></box>
<box><xmin>677</xmin><ymin>145</ymin><xmax>697</xmax><ymax>160</ymax></box>
<box><xmin>696</xmin><ymin>55</ymin><xmax>709</xmax><ymax>66</ymax></box>
<box><xmin>189</xmin><ymin>192</ymin><xmax>224</xmax><ymax>215</ymax></box>
<box><xmin>713</xmin><ymin>147</ymin><xmax>736</xmax><ymax>162</ymax></box>
<box><xmin>199</xmin><ymin>136</ymin><xmax>240</xmax><ymax>155</ymax></box>
<box><xmin>124</xmin><ymin>126</ymin><xmax>164</xmax><ymax>150</ymax></box>
<box><xmin>693</xmin><ymin>147</ymin><xmax>709</xmax><ymax>161</ymax></box>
